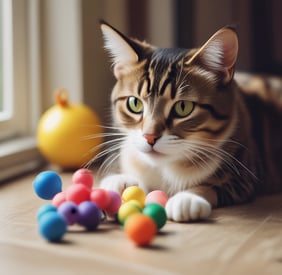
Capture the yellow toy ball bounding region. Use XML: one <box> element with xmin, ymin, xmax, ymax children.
<box><xmin>122</xmin><ymin>186</ymin><xmax>146</xmax><ymax>207</ymax></box>
<box><xmin>37</xmin><ymin>88</ymin><xmax>103</xmax><ymax>169</ymax></box>
<box><xmin>118</xmin><ymin>201</ymin><xmax>142</xmax><ymax>225</ymax></box>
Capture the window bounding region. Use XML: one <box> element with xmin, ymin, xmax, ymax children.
<box><xmin>0</xmin><ymin>0</ymin><xmax>13</xmax><ymax>132</ymax></box>
<box><xmin>0</xmin><ymin>0</ymin><xmax>31</xmax><ymax>138</ymax></box>
<box><xmin>0</xmin><ymin>0</ymin><xmax>44</xmax><ymax>182</ymax></box>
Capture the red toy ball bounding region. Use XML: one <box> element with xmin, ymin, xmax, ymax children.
<box><xmin>72</xmin><ymin>168</ymin><xmax>94</xmax><ymax>189</ymax></box>
<box><xmin>90</xmin><ymin>188</ymin><xmax>111</xmax><ymax>210</ymax></box>
<box><xmin>66</xmin><ymin>184</ymin><xmax>91</xmax><ymax>204</ymax></box>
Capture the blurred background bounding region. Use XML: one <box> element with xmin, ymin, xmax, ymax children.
<box><xmin>0</xmin><ymin>0</ymin><xmax>281</xmax><ymax>180</ymax></box>
<box><xmin>39</xmin><ymin>0</ymin><xmax>282</xmax><ymax>121</ymax></box>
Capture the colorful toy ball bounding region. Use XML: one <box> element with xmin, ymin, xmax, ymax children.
<box><xmin>37</xmin><ymin>204</ymin><xmax>57</xmax><ymax>221</ymax></box>
<box><xmin>58</xmin><ymin>201</ymin><xmax>80</xmax><ymax>225</ymax></box>
<box><xmin>142</xmin><ymin>203</ymin><xmax>167</xmax><ymax>230</ymax></box>
<box><xmin>145</xmin><ymin>190</ymin><xmax>168</xmax><ymax>207</ymax></box>
<box><xmin>72</xmin><ymin>168</ymin><xmax>94</xmax><ymax>189</ymax></box>
<box><xmin>122</xmin><ymin>186</ymin><xmax>146</xmax><ymax>207</ymax></box>
<box><xmin>38</xmin><ymin>212</ymin><xmax>67</xmax><ymax>242</ymax></box>
<box><xmin>118</xmin><ymin>201</ymin><xmax>142</xmax><ymax>225</ymax></box>
<box><xmin>124</xmin><ymin>213</ymin><xmax>157</xmax><ymax>246</ymax></box>
<box><xmin>65</xmin><ymin>183</ymin><xmax>91</xmax><ymax>205</ymax></box>
<box><xmin>33</xmin><ymin>171</ymin><xmax>62</xmax><ymax>200</ymax></box>
<box><xmin>77</xmin><ymin>201</ymin><xmax>101</xmax><ymax>230</ymax></box>
<box><xmin>52</xmin><ymin>191</ymin><xmax>67</xmax><ymax>207</ymax></box>
<box><xmin>90</xmin><ymin>188</ymin><xmax>111</xmax><ymax>210</ymax></box>
<box><xmin>104</xmin><ymin>191</ymin><xmax>122</xmax><ymax>215</ymax></box>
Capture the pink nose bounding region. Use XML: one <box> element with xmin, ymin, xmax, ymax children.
<box><xmin>143</xmin><ymin>134</ymin><xmax>159</xmax><ymax>145</ymax></box>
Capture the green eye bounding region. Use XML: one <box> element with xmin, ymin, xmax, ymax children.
<box><xmin>127</xmin><ymin>96</ymin><xmax>143</xmax><ymax>114</ymax></box>
<box><xmin>173</xmin><ymin>100</ymin><xmax>194</xmax><ymax>118</ymax></box>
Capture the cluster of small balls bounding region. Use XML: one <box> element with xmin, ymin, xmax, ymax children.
<box><xmin>33</xmin><ymin>169</ymin><xmax>168</xmax><ymax>246</ymax></box>
<box><xmin>119</xmin><ymin>186</ymin><xmax>168</xmax><ymax>246</ymax></box>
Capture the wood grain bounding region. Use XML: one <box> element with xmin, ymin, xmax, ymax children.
<box><xmin>0</xmin><ymin>172</ymin><xmax>281</xmax><ymax>275</ymax></box>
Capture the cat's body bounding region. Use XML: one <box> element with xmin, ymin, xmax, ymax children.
<box><xmin>97</xmin><ymin>21</ymin><xmax>282</xmax><ymax>222</ymax></box>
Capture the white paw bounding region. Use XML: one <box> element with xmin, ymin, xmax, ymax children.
<box><xmin>99</xmin><ymin>174</ymin><xmax>141</xmax><ymax>194</ymax></box>
<box><xmin>165</xmin><ymin>192</ymin><xmax>211</xmax><ymax>222</ymax></box>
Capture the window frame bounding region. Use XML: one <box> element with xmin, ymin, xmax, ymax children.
<box><xmin>0</xmin><ymin>0</ymin><xmax>15</xmax><ymax>134</ymax></box>
<box><xmin>0</xmin><ymin>0</ymin><xmax>13</xmax><ymax>123</ymax></box>
<box><xmin>0</xmin><ymin>0</ymin><xmax>44</xmax><ymax>182</ymax></box>
<box><xmin>0</xmin><ymin>0</ymin><xmax>31</xmax><ymax>139</ymax></box>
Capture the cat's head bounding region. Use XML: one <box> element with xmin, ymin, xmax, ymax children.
<box><xmin>100</xmin><ymin>21</ymin><xmax>239</xmax><ymax>167</ymax></box>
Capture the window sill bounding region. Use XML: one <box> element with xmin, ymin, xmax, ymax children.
<box><xmin>0</xmin><ymin>136</ymin><xmax>46</xmax><ymax>183</ymax></box>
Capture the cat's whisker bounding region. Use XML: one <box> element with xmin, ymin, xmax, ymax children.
<box><xmin>99</xmin><ymin>151</ymin><xmax>121</xmax><ymax>176</ymax></box>
<box><xmin>98</xmin><ymin>141</ymin><xmax>128</xmax><ymax>175</ymax></box>
<box><xmin>90</xmin><ymin>138</ymin><xmax>126</xmax><ymax>161</ymax></box>
<box><xmin>188</xmin><ymin>142</ymin><xmax>240</xmax><ymax>172</ymax></box>
<box><xmin>194</xmin><ymin>137</ymin><xmax>247</xmax><ymax>150</ymax></box>
<box><xmin>197</xmin><ymin>146</ymin><xmax>240</xmax><ymax>176</ymax></box>
<box><xmin>190</xmin><ymin>142</ymin><xmax>240</xmax><ymax>173</ymax></box>
<box><xmin>184</xmin><ymin>146</ymin><xmax>220</xmax><ymax>173</ymax></box>
<box><xmin>185</xmin><ymin>140</ymin><xmax>256</xmax><ymax>179</ymax></box>
<box><xmin>175</xmin><ymin>141</ymin><xmax>216</xmax><ymax>174</ymax></box>
<box><xmin>83</xmin><ymin>132</ymin><xmax>126</xmax><ymax>140</ymax></box>
<box><xmin>99</xmin><ymin>125</ymin><xmax>127</xmax><ymax>132</ymax></box>
<box><xmin>83</xmin><ymin>135</ymin><xmax>127</xmax><ymax>168</ymax></box>
<box><xmin>82</xmin><ymin>123</ymin><xmax>128</xmax><ymax>170</ymax></box>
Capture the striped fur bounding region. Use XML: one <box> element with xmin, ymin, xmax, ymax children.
<box><xmin>98</xmin><ymin>21</ymin><xmax>282</xmax><ymax>222</ymax></box>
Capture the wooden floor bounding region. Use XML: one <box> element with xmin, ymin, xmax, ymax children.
<box><xmin>0</xmin><ymin>171</ymin><xmax>282</xmax><ymax>275</ymax></box>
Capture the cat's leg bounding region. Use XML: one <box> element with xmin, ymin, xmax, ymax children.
<box><xmin>165</xmin><ymin>186</ymin><xmax>216</xmax><ymax>222</ymax></box>
<box><xmin>99</xmin><ymin>174</ymin><xmax>146</xmax><ymax>194</ymax></box>
<box><xmin>165</xmin><ymin>192</ymin><xmax>212</xmax><ymax>222</ymax></box>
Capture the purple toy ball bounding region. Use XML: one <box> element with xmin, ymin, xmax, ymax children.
<box><xmin>58</xmin><ymin>201</ymin><xmax>80</xmax><ymax>226</ymax></box>
<box><xmin>105</xmin><ymin>191</ymin><xmax>122</xmax><ymax>215</ymax></box>
<box><xmin>78</xmin><ymin>201</ymin><xmax>102</xmax><ymax>230</ymax></box>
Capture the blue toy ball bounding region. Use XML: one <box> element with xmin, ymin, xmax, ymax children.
<box><xmin>37</xmin><ymin>204</ymin><xmax>57</xmax><ymax>221</ymax></box>
<box><xmin>33</xmin><ymin>171</ymin><xmax>62</xmax><ymax>200</ymax></box>
<box><xmin>38</xmin><ymin>211</ymin><xmax>67</xmax><ymax>242</ymax></box>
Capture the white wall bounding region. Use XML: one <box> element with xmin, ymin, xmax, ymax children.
<box><xmin>40</xmin><ymin>0</ymin><xmax>83</xmax><ymax>109</ymax></box>
<box><xmin>147</xmin><ymin>0</ymin><xmax>176</xmax><ymax>47</ymax></box>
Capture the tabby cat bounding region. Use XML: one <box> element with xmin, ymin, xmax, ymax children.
<box><xmin>97</xmin><ymin>21</ymin><xmax>282</xmax><ymax>222</ymax></box>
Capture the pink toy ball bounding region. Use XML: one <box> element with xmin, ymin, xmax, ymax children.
<box><xmin>145</xmin><ymin>190</ymin><xmax>168</xmax><ymax>207</ymax></box>
<box><xmin>104</xmin><ymin>191</ymin><xmax>122</xmax><ymax>215</ymax></box>
<box><xmin>90</xmin><ymin>188</ymin><xmax>111</xmax><ymax>210</ymax></box>
<box><xmin>66</xmin><ymin>183</ymin><xmax>91</xmax><ymax>205</ymax></box>
<box><xmin>72</xmin><ymin>168</ymin><xmax>94</xmax><ymax>189</ymax></box>
<box><xmin>52</xmin><ymin>191</ymin><xmax>67</xmax><ymax>207</ymax></box>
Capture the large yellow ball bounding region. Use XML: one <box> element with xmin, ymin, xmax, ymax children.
<box><xmin>37</xmin><ymin>89</ymin><xmax>103</xmax><ymax>169</ymax></box>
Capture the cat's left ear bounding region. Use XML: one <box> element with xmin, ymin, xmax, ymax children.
<box><xmin>100</xmin><ymin>20</ymin><xmax>147</xmax><ymax>78</ymax></box>
<box><xmin>187</xmin><ymin>27</ymin><xmax>238</xmax><ymax>84</ymax></box>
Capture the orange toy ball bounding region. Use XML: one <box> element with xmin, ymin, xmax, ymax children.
<box><xmin>124</xmin><ymin>213</ymin><xmax>157</xmax><ymax>246</ymax></box>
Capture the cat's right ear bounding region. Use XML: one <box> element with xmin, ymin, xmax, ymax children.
<box><xmin>186</xmin><ymin>27</ymin><xmax>238</xmax><ymax>84</ymax></box>
<box><xmin>100</xmin><ymin>20</ymin><xmax>143</xmax><ymax>78</ymax></box>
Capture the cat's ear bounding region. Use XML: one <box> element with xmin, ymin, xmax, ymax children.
<box><xmin>187</xmin><ymin>27</ymin><xmax>238</xmax><ymax>84</ymax></box>
<box><xmin>100</xmin><ymin>20</ymin><xmax>145</xmax><ymax>78</ymax></box>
